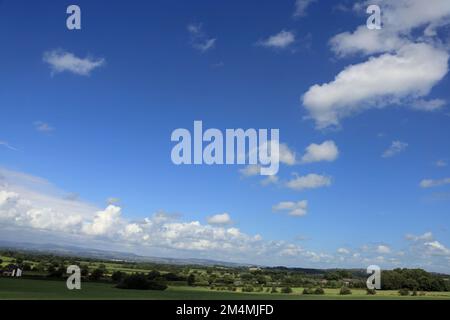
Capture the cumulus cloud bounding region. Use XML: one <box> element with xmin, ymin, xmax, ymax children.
<box><xmin>302</xmin><ymin>0</ymin><xmax>450</xmax><ymax>129</ymax></box>
<box><xmin>406</xmin><ymin>232</ymin><xmax>450</xmax><ymax>259</ymax></box>
<box><xmin>286</xmin><ymin>173</ymin><xmax>331</xmax><ymax>191</ymax></box>
<box><xmin>43</xmin><ymin>49</ymin><xmax>105</xmax><ymax>76</ymax></box>
<box><xmin>382</xmin><ymin>140</ymin><xmax>408</xmax><ymax>158</ymax></box>
<box><xmin>303</xmin><ymin>43</ymin><xmax>449</xmax><ymax>129</ymax></box>
<box><xmin>82</xmin><ymin>205</ymin><xmax>122</xmax><ymax>236</ymax></box>
<box><xmin>272</xmin><ymin>200</ymin><xmax>308</xmax><ymax>217</ymax></box>
<box><xmin>257</xmin><ymin>30</ymin><xmax>295</xmax><ymax>49</ymax></box>
<box><xmin>239</xmin><ymin>165</ymin><xmax>262</xmax><ymax>177</ymax></box>
<box><xmin>337</xmin><ymin>247</ymin><xmax>350</xmax><ymax>255</ymax></box>
<box><xmin>424</xmin><ymin>241</ymin><xmax>450</xmax><ymax>255</ymax></box>
<box><xmin>301</xmin><ymin>140</ymin><xmax>339</xmax><ymax>163</ymax></box>
<box><xmin>420</xmin><ymin>177</ymin><xmax>450</xmax><ymax>188</ymax></box>
<box><xmin>207</xmin><ymin>213</ymin><xmax>232</xmax><ymax>225</ymax></box>
<box><xmin>260</xmin><ymin>175</ymin><xmax>279</xmax><ymax>186</ymax></box>
<box><xmin>293</xmin><ymin>0</ymin><xmax>317</xmax><ymax>17</ymax></box>
<box><xmin>3</xmin><ymin>167</ymin><xmax>450</xmax><ymax>271</ymax></box>
<box><xmin>0</xmin><ymin>167</ymin><xmax>334</xmax><ymax>266</ymax></box>
<box><xmin>376</xmin><ymin>245</ymin><xmax>391</xmax><ymax>254</ymax></box>
<box><xmin>240</xmin><ymin>142</ymin><xmax>296</xmax><ymax>177</ymax></box>
<box><xmin>187</xmin><ymin>23</ymin><xmax>216</xmax><ymax>53</ymax></box>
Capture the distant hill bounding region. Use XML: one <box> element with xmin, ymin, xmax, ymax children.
<box><xmin>0</xmin><ymin>240</ymin><xmax>250</xmax><ymax>268</ymax></box>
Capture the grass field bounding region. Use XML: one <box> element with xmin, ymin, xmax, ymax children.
<box><xmin>1</xmin><ymin>278</ymin><xmax>450</xmax><ymax>300</ymax></box>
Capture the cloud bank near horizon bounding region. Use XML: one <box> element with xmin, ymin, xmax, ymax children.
<box><xmin>1</xmin><ymin>167</ymin><xmax>449</xmax><ymax>272</ymax></box>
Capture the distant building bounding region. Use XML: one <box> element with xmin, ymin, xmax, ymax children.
<box><xmin>1</xmin><ymin>265</ymin><xmax>23</xmax><ymax>277</ymax></box>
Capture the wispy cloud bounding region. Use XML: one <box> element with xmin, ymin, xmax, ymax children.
<box><xmin>412</xmin><ymin>99</ymin><xmax>446</xmax><ymax>111</ymax></box>
<box><xmin>0</xmin><ymin>141</ymin><xmax>19</xmax><ymax>152</ymax></box>
<box><xmin>187</xmin><ymin>23</ymin><xmax>216</xmax><ymax>53</ymax></box>
<box><xmin>293</xmin><ymin>0</ymin><xmax>317</xmax><ymax>18</ymax></box>
<box><xmin>420</xmin><ymin>177</ymin><xmax>450</xmax><ymax>188</ymax></box>
<box><xmin>257</xmin><ymin>30</ymin><xmax>295</xmax><ymax>49</ymax></box>
<box><xmin>434</xmin><ymin>160</ymin><xmax>448</xmax><ymax>167</ymax></box>
<box><xmin>382</xmin><ymin>141</ymin><xmax>408</xmax><ymax>158</ymax></box>
<box><xmin>43</xmin><ymin>49</ymin><xmax>105</xmax><ymax>76</ymax></box>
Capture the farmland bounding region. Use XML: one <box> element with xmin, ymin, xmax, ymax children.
<box><xmin>1</xmin><ymin>249</ymin><xmax>450</xmax><ymax>300</ymax></box>
<box><xmin>1</xmin><ymin>278</ymin><xmax>450</xmax><ymax>300</ymax></box>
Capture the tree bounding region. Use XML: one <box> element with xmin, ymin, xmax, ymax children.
<box><xmin>89</xmin><ymin>268</ymin><xmax>105</xmax><ymax>281</ymax></box>
<box><xmin>147</xmin><ymin>270</ymin><xmax>161</xmax><ymax>280</ymax></box>
<box><xmin>242</xmin><ymin>285</ymin><xmax>254</xmax><ymax>292</ymax></box>
<box><xmin>303</xmin><ymin>288</ymin><xmax>314</xmax><ymax>295</ymax></box>
<box><xmin>366</xmin><ymin>288</ymin><xmax>377</xmax><ymax>295</ymax></box>
<box><xmin>80</xmin><ymin>265</ymin><xmax>89</xmax><ymax>277</ymax></box>
<box><xmin>314</xmin><ymin>288</ymin><xmax>325</xmax><ymax>295</ymax></box>
<box><xmin>187</xmin><ymin>274</ymin><xmax>196</xmax><ymax>286</ymax></box>
<box><xmin>399</xmin><ymin>288</ymin><xmax>410</xmax><ymax>296</ymax></box>
<box><xmin>281</xmin><ymin>287</ymin><xmax>293</xmax><ymax>294</ymax></box>
<box><xmin>270</xmin><ymin>287</ymin><xmax>278</xmax><ymax>293</ymax></box>
<box><xmin>117</xmin><ymin>274</ymin><xmax>167</xmax><ymax>291</ymax></box>
<box><xmin>339</xmin><ymin>286</ymin><xmax>352</xmax><ymax>295</ymax></box>
<box><xmin>111</xmin><ymin>271</ymin><xmax>125</xmax><ymax>283</ymax></box>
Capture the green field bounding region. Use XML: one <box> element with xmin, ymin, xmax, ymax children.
<box><xmin>1</xmin><ymin>278</ymin><xmax>450</xmax><ymax>300</ymax></box>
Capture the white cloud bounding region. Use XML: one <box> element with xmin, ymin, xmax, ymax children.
<box><xmin>278</xmin><ymin>143</ymin><xmax>297</xmax><ymax>165</ymax></box>
<box><xmin>424</xmin><ymin>241</ymin><xmax>450</xmax><ymax>255</ymax></box>
<box><xmin>273</xmin><ymin>200</ymin><xmax>308</xmax><ymax>217</ymax></box>
<box><xmin>330</xmin><ymin>26</ymin><xmax>406</xmax><ymax>57</ymax></box>
<box><xmin>301</xmin><ymin>140</ymin><xmax>339</xmax><ymax>163</ymax></box>
<box><xmin>412</xmin><ymin>99</ymin><xmax>446</xmax><ymax>111</ymax></box>
<box><xmin>34</xmin><ymin>121</ymin><xmax>54</xmax><ymax>133</ymax></box>
<box><xmin>0</xmin><ymin>141</ymin><xmax>18</xmax><ymax>152</ymax></box>
<box><xmin>376</xmin><ymin>245</ymin><xmax>391</xmax><ymax>254</ymax></box>
<box><xmin>293</xmin><ymin>0</ymin><xmax>317</xmax><ymax>17</ymax></box>
<box><xmin>260</xmin><ymin>175</ymin><xmax>279</xmax><ymax>186</ymax></box>
<box><xmin>239</xmin><ymin>164</ymin><xmax>261</xmax><ymax>177</ymax></box>
<box><xmin>257</xmin><ymin>30</ymin><xmax>295</xmax><ymax>49</ymax></box>
<box><xmin>382</xmin><ymin>140</ymin><xmax>408</xmax><ymax>158</ymax></box>
<box><xmin>434</xmin><ymin>160</ymin><xmax>448</xmax><ymax>167</ymax></box>
<box><xmin>3</xmin><ymin>167</ymin><xmax>450</xmax><ymax>271</ymax></box>
<box><xmin>406</xmin><ymin>232</ymin><xmax>434</xmax><ymax>242</ymax></box>
<box><xmin>187</xmin><ymin>23</ymin><xmax>216</xmax><ymax>53</ymax></box>
<box><xmin>337</xmin><ymin>247</ymin><xmax>350</xmax><ymax>254</ymax></box>
<box><xmin>207</xmin><ymin>213</ymin><xmax>232</xmax><ymax>225</ymax></box>
<box><xmin>82</xmin><ymin>205</ymin><xmax>122</xmax><ymax>236</ymax></box>
<box><xmin>240</xmin><ymin>142</ymin><xmax>296</xmax><ymax>177</ymax></box>
<box><xmin>420</xmin><ymin>177</ymin><xmax>450</xmax><ymax>188</ymax></box>
<box><xmin>286</xmin><ymin>173</ymin><xmax>331</xmax><ymax>191</ymax></box>
<box><xmin>303</xmin><ymin>0</ymin><xmax>450</xmax><ymax>129</ymax></box>
<box><xmin>303</xmin><ymin>43</ymin><xmax>449</xmax><ymax>129</ymax></box>
<box><xmin>43</xmin><ymin>49</ymin><xmax>105</xmax><ymax>76</ymax></box>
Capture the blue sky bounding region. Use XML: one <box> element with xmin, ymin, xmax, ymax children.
<box><xmin>1</xmin><ymin>0</ymin><xmax>450</xmax><ymax>272</ymax></box>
